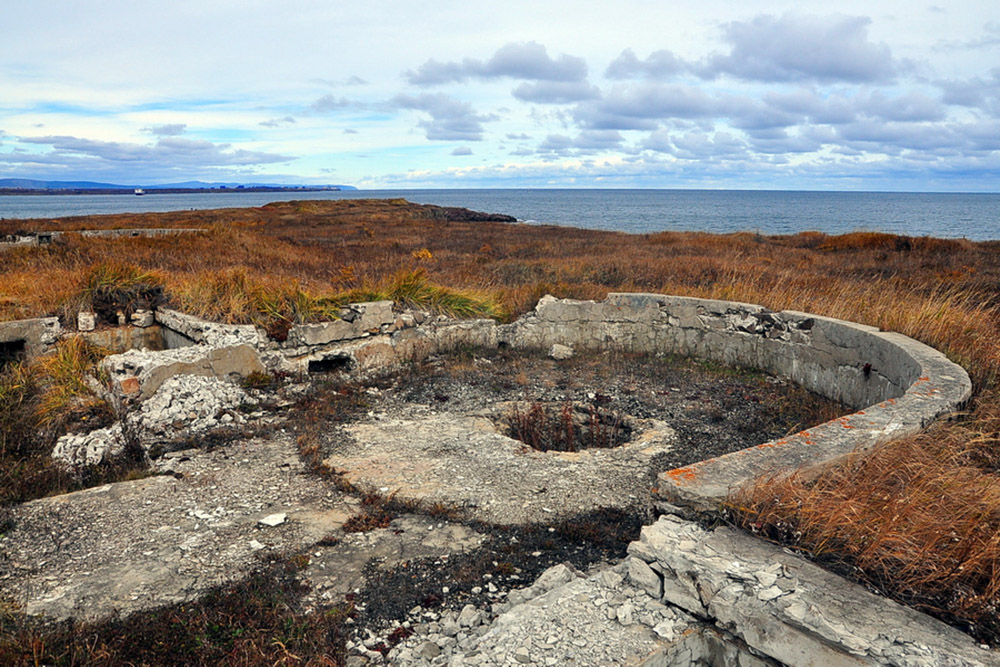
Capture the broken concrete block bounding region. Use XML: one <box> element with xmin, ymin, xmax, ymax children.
<box><xmin>549</xmin><ymin>343</ymin><xmax>574</xmax><ymax>361</ymax></box>
<box><xmin>130</xmin><ymin>309</ymin><xmax>154</xmax><ymax>328</ymax></box>
<box><xmin>77</xmin><ymin>311</ymin><xmax>96</xmax><ymax>332</ymax></box>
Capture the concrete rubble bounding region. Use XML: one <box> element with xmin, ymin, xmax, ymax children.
<box><xmin>2</xmin><ymin>292</ymin><xmax>992</xmax><ymax>665</ymax></box>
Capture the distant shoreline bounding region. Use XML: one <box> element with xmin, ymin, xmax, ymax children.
<box><xmin>0</xmin><ymin>187</ymin><xmax>339</xmax><ymax>196</ymax></box>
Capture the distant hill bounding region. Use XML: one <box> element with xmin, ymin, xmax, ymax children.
<box><xmin>0</xmin><ymin>178</ymin><xmax>356</xmax><ymax>191</ymax></box>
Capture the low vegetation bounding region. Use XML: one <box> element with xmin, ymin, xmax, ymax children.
<box><xmin>2</xmin><ymin>199</ymin><xmax>1000</xmax><ymax>646</ymax></box>
<box><xmin>0</xmin><ymin>556</ymin><xmax>352</xmax><ymax>666</ymax></box>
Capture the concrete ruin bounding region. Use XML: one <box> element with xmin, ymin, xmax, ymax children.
<box><xmin>0</xmin><ymin>292</ymin><xmax>987</xmax><ymax>665</ymax></box>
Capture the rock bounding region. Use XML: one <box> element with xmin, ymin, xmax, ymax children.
<box><xmin>131</xmin><ymin>309</ymin><xmax>155</xmax><ymax>328</ymax></box>
<box><xmin>514</xmin><ymin>646</ymin><xmax>532</xmax><ymax>663</ymax></box>
<box><xmin>458</xmin><ymin>604</ymin><xmax>482</xmax><ymax>628</ymax></box>
<box><xmin>616</xmin><ymin>601</ymin><xmax>635</xmax><ymax>626</ymax></box>
<box><xmin>120</xmin><ymin>376</ymin><xmax>141</xmax><ymax>396</ymax></box>
<box><xmin>77</xmin><ymin>311</ymin><xmax>96</xmax><ymax>332</ymax></box>
<box><xmin>248</xmin><ymin>540</ymin><xmax>266</xmax><ymax>551</ymax></box>
<box><xmin>417</xmin><ymin>641</ymin><xmax>441</xmax><ymax>659</ymax></box>
<box><xmin>627</xmin><ymin>557</ymin><xmax>663</xmax><ymax>599</ymax></box>
<box><xmin>258</xmin><ymin>513</ymin><xmax>287</xmax><ymax>527</ymax></box>
<box><xmin>548</xmin><ymin>344</ymin><xmax>573</xmax><ymax>361</ymax></box>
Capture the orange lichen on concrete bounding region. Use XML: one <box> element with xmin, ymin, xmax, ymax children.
<box><xmin>666</xmin><ymin>467</ymin><xmax>698</xmax><ymax>482</ymax></box>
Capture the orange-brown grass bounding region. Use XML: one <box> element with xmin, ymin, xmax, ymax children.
<box><xmin>5</xmin><ymin>199</ymin><xmax>1000</xmax><ymax>643</ymax></box>
<box><xmin>731</xmin><ymin>414</ymin><xmax>1000</xmax><ymax>643</ymax></box>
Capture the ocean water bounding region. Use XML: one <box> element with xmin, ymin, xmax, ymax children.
<box><xmin>1</xmin><ymin>189</ymin><xmax>998</xmax><ymax>240</ymax></box>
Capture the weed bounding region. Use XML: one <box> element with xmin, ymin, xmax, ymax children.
<box><xmin>504</xmin><ymin>401</ymin><xmax>631</xmax><ymax>452</ymax></box>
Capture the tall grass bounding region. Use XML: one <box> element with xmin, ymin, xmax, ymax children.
<box><xmin>4</xmin><ymin>200</ymin><xmax>1000</xmax><ymax>644</ymax></box>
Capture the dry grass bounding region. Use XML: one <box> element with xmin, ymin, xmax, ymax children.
<box><xmin>4</xmin><ymin>198</ymin><xmax>1000</xmax><ymax>644</ymax></box>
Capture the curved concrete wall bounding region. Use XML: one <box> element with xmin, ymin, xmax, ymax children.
<box><xmin>497</xmin><ymin>292</ymin><xmax>972</xmax><ymax>515</ymax></box>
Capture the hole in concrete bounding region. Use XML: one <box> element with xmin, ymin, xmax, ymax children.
<box><xmin>0</xmin><ymin>339</ymin><xmax>26</xmax><ymax>369</ymax></box>
<box><xmin>503</xmin><ymin>401</ymin><xmax>633</xmax><ymax>452</ymax></box>
<box><xmin>308</xmin><ymin>354</ymin><xmax>354</xmax><ymax>374</ymax></box>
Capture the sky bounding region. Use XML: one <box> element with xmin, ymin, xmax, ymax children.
<box><xmin>1</xmin><ymin>1</ymin><xmax>999</xmax><ymax>191</ymax></box>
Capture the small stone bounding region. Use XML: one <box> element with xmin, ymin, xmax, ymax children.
<box><xmin>120</xmin><ymin>376</ymin><xmax>141</xmax><ymax>396</ymax></box>
<box><xmin>652</xmin><ymin>620</ymin><xmax>676</xmax><ymax>641</ymax></box>
<box><xmin>755</xmin><ymin>571</ymin><xmax>779</xmax><ymax>587</ymax></box>
<box><xmin>458</xmin><ymin>604</ymin><xmax>481</xmax><ymax>627</ymax></box>
<box><xmin>548</xmin><ymin>344</ymin><xmax>574</xmax><ymax>361</ymax></box>
<box><xmin>617</xmin><ymin>601</ymin><xmax>635</xmax><ymax>626</ymax></box>
<box><xmin>514</xmin><ymin>646</ymin><xmax>532</xmax><ymax>663</ymax></box>
<box><xmin>416</xmin><ymin>641</ymin><xmax>441</xmax><ymax>659</ymax></box>
<box><xmin>258</xmin><ymin>513</ymin><xmax>287</xmax><ymax>527</ymax></box>
<box><xmin>757</xmin><ymin>586</ymin><xmax>785</xmax><ymax>601</ymax></box>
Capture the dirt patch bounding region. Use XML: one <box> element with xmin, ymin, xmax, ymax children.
<box><xmin>318</xmin><ymin>347</ymin><xmax>844</xmax><ymax>525</ymax></box>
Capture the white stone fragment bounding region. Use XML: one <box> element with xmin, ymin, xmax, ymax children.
<box><xmin>757</xmin><ymin>586</ymin><xmax>786</xmax><ymax>601</ymax></box>
<box><xmin>548</xmin><ymin>344</ymin><xmax>574</xmax><ymax>361</ymax></box>
<box><xmin>258</xmin><ymin>513</ymin><xmax>287</xmax><ymax>527</ymax></box>
<box><xmin>77</xmin><ymin>311</ymin><xmax>96</xmax><ymax>332</ymax></box>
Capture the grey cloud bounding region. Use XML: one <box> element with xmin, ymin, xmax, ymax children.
<box><xmin>859</xmin><ymin>92</ymin><xmax>946</xmax><ymax>122</ymax></box>
<box><xmin>343</xmin><ymin>128</ymin><xmax>358</xmax><ymax>134</ymax></box>
<box><xmin>346</xmin><ymin>75</ymin><xmax>368</xmax><ymax>86</ymax></box>
<box><xmin>309</xmin><ymin>95</ymin><xmax>356</xmax><ymax>112</ymax></box>
<box><xmin>143</xmin><ymin>123</ymin><xmax>187</xmax><ymax>136</ymax></box>
<box><xmin>259</xmin><ymin>116</ymin><xmax>297</xmax><ymax>128</ymax></box>
<box><xmin>762</xmin><ymin>90</ymin><xmax>856</xmax><ymax>125</ymax></box>
<box><xmin>672</xmin><ymin>131</ymin><xmax>747</xmax><ymax>160</ymax></box>
<box><xmin>18</xmin><ymin>135</ymin><xmax>293</xmax><ymax>167</ymax></box>
<box><xmin>506</xmin><ymin>133</ymin><xmax>531</xmax><ymax>140</ymax></box>
<box><xmin>574</xmin><ymin>84</ymin><xmax>718</xmax><ymax>130</ymax></box>
<box><xmin>937</xmin><ymin>69</ymin><xmax>1000</xmax><ymax>111</ymax></box>
<box><xmin>512</xmin><ymin>81</ymin><xmax>600</xmax><ymax>104</ymax></box>
<box><xmin>701</xmin><ymin>14</ymin><xmax>896</xmax><ymax>83</ymax></box>
<box><xmin>391</xmin><ymin>93</ymin><xmax>493</xmax><ymax>141</ymax></box>
<box><xmin>641</xmin><ymin>129</ymin><xmax>674</xmax><ymax>154</ymax></box>
<box><xmin>745</xmin><ymin>128</ymin><xmax>821</xmax><ymax>154</ymax></box>
<box><xmin>406</xmin><ymin>41</ymin><xmax>587</xmax><ymax>85</ymax></box>
<box><xmin>605</xmin><ymin>48</ymin><xmax>685</xmax><ymax>80</ymax></box>
<box><xmin>451</xmin><ymin>146</ymin><xmax>473</xmax><ymax>156</ymax></box>
<box><xmin>537</xmin><ymin>130</ymin><xmax>623</xmax><ymax>155</ymax></box>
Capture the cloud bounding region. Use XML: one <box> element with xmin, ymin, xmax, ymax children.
<box><xmin>859</xmin><ymin>91</ymin><xmax>945</xmax><ymax>122</ymax></box>
<box><xmin>309</xmin><ymin>95</ymin><xmax>356</xmax><ymax>112</ymax></box>
<box><xmin>934</xmin><ymin>22</ymin><xmax>1000</xmax><ymax>51</ymax></box>
<box><xmin>406</xmin><ymin>41</ymin><xmax>587</xmax><ymax>85</ymax></box>
<box><xmin>937</xmin><ymin>68</ymin><xmax>1000</xmax><ymax>112</ymax></box>
<box><xmin>15</xmin><ymin>134</ymin><xmax>293</xmax><ymax>168</ymax></box>
<box><xmin>605</xmin><ymin>48</ymin><xmax>686</xmax><ymax>80</ymax></box>
<box><xmin>390</xmin><ymin>93</ymin><xmax>493</xmax><ymax>141</ymax></box>
<box><xmin>451</xmin><ymin>146</ymin><xmax>473</xmax><ymax>156</ymax></box>
<box><xmin>343</xmin><ymin>128</ymin><xmax>358</xmax><ymax>134</ymax></box>
<box><xmin>142</xmin><ymin>123</ymin><xmax>187</xmax><ymax>136</ymax></box>
<box><xmin>701</xmin><ymin>14</ymin><xmax>896</xmax><ymax>83</ymax></box>
<box><xmin>311</xmin><ymin>75</ymin><xmax>369</xmax><ymax>87</ymax></box>
<box><xmin>573</xmin><ymin>84</ymin><xmax>718</xmax><ymax>130</ymax></box>
<box><xmin>259</xmin><ymin>115</ymin><xmax>297</xmax><ymax>128</ymax></box>
<box><xmin>671</xmin><ymin>131</ymin><xmax>748</xmax><ymax>160</ymax></box>
<box><xmin>537</xmin><ymin>130</ymin><xmax>623</xmax><ymax>155</ymax></box>
<box><xmin>506</xmin><ymin>133</ymin><xmax>531</xmax><ymax>140</ymax></box>
<box><xmin>511</xmin><ymin>81</ymin><xmax>600</xmax><ymax>104</ymax></box>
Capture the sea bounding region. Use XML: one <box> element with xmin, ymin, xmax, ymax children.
<box><xmin>1</xmin><ymin>189</ymin><xmax>998</xmax><ymax>241</ymax></box>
